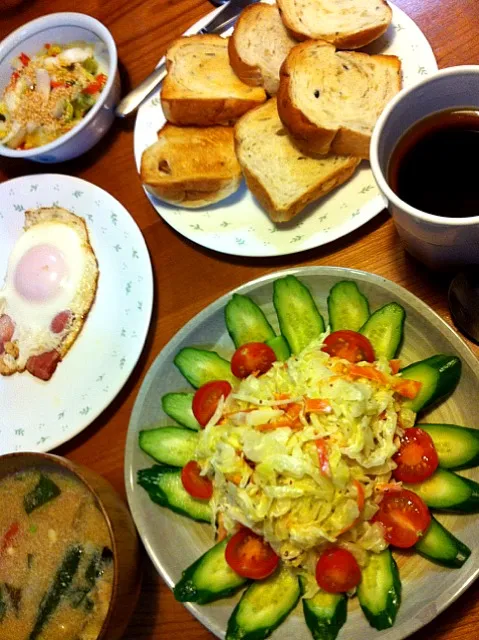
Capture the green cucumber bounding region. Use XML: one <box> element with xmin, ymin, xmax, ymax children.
<box><xmin>400</xmin><ymin>355</ymin><xmax>461</xmax><ymax>412</ymax></box>
<box><xmin>139</xmin><ymin>427</ymin><xmax>199</xmax><ymax>467</ymax></box>
<box><xmin>404</xmin><ymin>468</ymin><xmax>479</xmax><ymax>513</ymax></box>
<box><xmin>359</xmin><ymin>302</ymin><xmax>405</xmax><ymax>359</ymax></box>
<box><xmin>24</xmin><ymin>474</ymin><xmax>61</xmax><ymax>514</ymax></box>
<box><xmin>327</xmin><ymin>281</ymin><xmax>370</xmax><ymax>332</ymax></box>
<box><xmin>265</xmin><ymin>335</ymin><xmax>291</xmax><ymax>361</ymax></box>
<box><xmin>226</xmin><ymin>566</ymin><xmax>301</xmax><ymax>640</ymax></box>
<box><xmin>29</xmin><ymin>545</ymin><xmax>83</xmax><ymax>640</ymax></box>
<box><xmin>414</xmin><ymin>516</ymin><xmax>471</xmax><ymax>568</ymax></box>
<box><xmin>162</xmin><ymin>392</ymin><xmax>200</xmax><ymax>431</ymax></box>
<box><xmin>419</xmin><ymin>423</ymin><xmax>479</xmax><ymax>471</ymax></box>
<box><xmin>174</xmin><ymin>347</ymin><xmax>237</xmax><ymax>388</ymax></box>
<box><xmin>357</xmin><ymin>549</ymin><xmax>401</xmax><ymax>630</ymax></box>
<box><xmin>273</xmin><ymin>275</ymin><xmax>325</xmax><ymax>355</ymax></box>
<box><xmin>225</xmin><ymin>293</ymin><xmax>275</xmax><ymax>348</ymax></box>
<box><xmin>174</xmin><ymin>538</ymin><xmax>248</xmax><ymax>604</ymax></box>
<box><xmin>302</xmin><ymin>588</ymin><xmax>347</xmax><ymax>640</ymax></box>
<box><xmin>137</xmin><ymin>465</ymin><xmax>211</xmax><ymax>523</ymax></box>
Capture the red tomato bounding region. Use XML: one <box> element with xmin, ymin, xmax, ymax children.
<box><xmin>372</xmin><ymin>489</ymin><xmax>431</xmax><ymax>548</ymax></box>
<box><xmin>181</xmin><ymin>461</ymin><xmax>213</xmax><ymax>500</ymax></box>
<box><xmin>225</xmin><ymin>528</ymin><xmax>279</xmax><ymax>579</ymax></box>
<box><xmin>84</xmin><ymin>74</ymin><xmax>107</xmax><ymax>95</ymax></box>
<box><xmin>231</xmin><ymin>342</ymin><xmax>277</xmax><ymax>378</ymax></box>
<box><xmin>322</xmin><ymin>330</ymin><xmax>375</xmax><ymax>363</ymax></box>
<box><xmin>19</xmin><ymin>52</ymin><xmax>30</xmax><ymax>66</ymax></box>
<box><xmin>192</xmin><ymin>380</ymin><xmax>232</xmax><ymax>427</ymax></box>
<box><xmin>393</xmin><ymin>427</ymin><xmax>439</xmax><ymax>483</ymax></box>
<box><xmin>315</xmin><ymin>547</ymin><xmax>361</xmax><ymax>593</ymax></box>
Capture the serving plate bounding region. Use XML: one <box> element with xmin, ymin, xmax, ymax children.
<box><xmin>0</xmin><ymin>174</ymin><xmax>153</xmax><ymax>454</ymax></box>
<box><xmin>125</xmin><ymin>266</ymin><xmax>479</xmax><ymax>640</ymax></box>
<box><xmin>133</xmin><ymin>3</ymin><xmax>438</xmax><ymax>258</ymax></box>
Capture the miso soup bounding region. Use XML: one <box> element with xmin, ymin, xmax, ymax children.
<box><xmin>0</xmin><ymin>467</ymin><xmax>114</xmax><ymax>639</ymax></box>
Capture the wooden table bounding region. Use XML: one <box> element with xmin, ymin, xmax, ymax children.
<box><xmin>2</xmin><ymin>0</ymin><xmax>479</xmax><ymax>637</ymax></box>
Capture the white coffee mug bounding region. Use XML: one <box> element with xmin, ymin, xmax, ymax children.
<box><xmin>370</xmin><ymin>66</ymin><xmax>479</xmax><ymax>270</ymax></box>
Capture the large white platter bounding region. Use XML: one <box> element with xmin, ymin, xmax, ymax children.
<box><xmin>125</xmin><ymin>266</ymin><xmax>479</xmax><ymax>640</ymax></box>
<box><xmin>133</xmin><ymin>3</ymin><xmax>437</xmax><ymax>257</ymax></box>
<box><xmin>0</xmin><ymin>174</ymin><xmax>153</xmax><ymax>454</ymax></box>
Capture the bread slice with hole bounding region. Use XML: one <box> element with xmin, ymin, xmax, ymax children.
<box><xmin>140</xmin><ymin>124</ymin><xmax>242</xmax><ymax>208</ymax></box>
<box><xmin>161</xmin><ymin>35</ymin><xmax>267</xmax><ymax>126</ymax></box>
<box><xmin>277</xmin><ymin>40</ymin><xmax>401</xmax><ymax>159</ymax></box>
<box><xmin>234</xmin><ymin>98</ymin><xmax>361</xmax><ymax>223</ymax></box>
<box><xmin>228</xmin><ymin>3</ymin><xmax>297</xmax><ymax>96</ymax></box>
<box><xmin>276</xmin><ymin>0</ymin><xmax>392</xmax><ymax>49</ymax></box>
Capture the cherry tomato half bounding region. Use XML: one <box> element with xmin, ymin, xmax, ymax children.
<box><xmin>322</xmin><ymin>330</ymin><xmax>375</xmax><ymax>363</ymax></box>
<box><xmin>225</xmin><ymin>528</ymin><xmax>279</xmax><ymax>580</ymax></box>
<box><xmin>192</xmin><ymin>380</ymin><xmax>232</xmax><ymax>427</ymax></box>
<box><xmin>315</xmin><ymin>547</ymin><xmax>361</xmax><ymax>593</ymax></box>
<box><xmin>181</xmin><ymin>461</ymin><xmax>213</xmax><ymax>500</ymax></box>
<box><xmin>393</xmin><ymin>427</ymin><xmax>439</xmax><ymax>483</ymax></box>
<box><xmin>230</xmin><ymin>342</ymin><xmax>277</xmax><ymax>379</ymax></box>
<box><xmin>372</xmin><ymin>488</ymin><xmax>431</xmax><ymax>548</ymax></box>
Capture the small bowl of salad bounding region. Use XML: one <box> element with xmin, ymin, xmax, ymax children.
<box><xmin>0</xmin><ymin>12</ymin><xmax>120</xmax><ymax>163</ymax></box>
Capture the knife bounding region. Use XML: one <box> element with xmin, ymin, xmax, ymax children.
<box><xmin>115</xmin><ymin>0</ymin><xmax>260</xmax><ymax>118</ymax></box>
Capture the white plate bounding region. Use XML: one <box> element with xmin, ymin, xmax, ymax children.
<box><xmin>125</xmin><ymin>266</ymin><xmax>479</xmax><ymax>640</ymax></box>
<box><xmin>133</xmin><ymin>3</ymin><xmax>438</xmax><ymax>258</ymax></box>
<box><xmin>0</xmin><ymin>174</ymin><xmax>153</xmax><ymax>454</ymax></box>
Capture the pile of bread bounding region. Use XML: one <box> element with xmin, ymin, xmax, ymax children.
<box><xmin>140</xmin><ymin>0</ymin><xmax>402</xmax><ymax>223</ymax></box>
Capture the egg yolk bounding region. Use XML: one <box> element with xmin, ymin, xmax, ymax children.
<box><xmin>14</xmin><ymin>244</ymin><xmax>68</xmax><ymax>302</ymax></box>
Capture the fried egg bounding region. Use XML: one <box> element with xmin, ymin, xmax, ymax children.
<box><xmin>0</xmin><ymin>207</ymin><xmax>99</xmax><ymax>380</ymax></box>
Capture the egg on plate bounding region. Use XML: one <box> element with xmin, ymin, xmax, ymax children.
<box><xmin>0</xmin><ymin>207</ymin><xmax>99</xmax><ymax>381</ymax></box>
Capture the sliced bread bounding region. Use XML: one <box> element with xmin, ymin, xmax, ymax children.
<box><xmin>276</xmin><ymin>0</ymin><xmax>392</xmax><ymax>49</ymax></box>
<box><xmin>161</xmin><ymin>35</ymin><xmax>267</xmax><ymax>126</ymax></box>
<box><xmin>140</xmin><ymin>124</ymin><xmax>242</xmax><ymax>208</ymax></box>
<box><xmin>234</xmin><ymin>98</ymin><xmax>361</xmax><ymax>223</ymax></box>
<box><xmin>228</xmin><ymin>3</ymin><xmax>297</xmax><ymax>96</ymax></box>
<box><xmin>277</xmin><ymin>41</ymin><xmax>401</xmax><ymax>158</ymax></box>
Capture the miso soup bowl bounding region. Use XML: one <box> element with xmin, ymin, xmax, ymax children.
<box><xmin>0</xmin><ymin>451</ymin><xmax>142</xmax><ymax>640</ymax></box>
<box><xmin>0</xmin><ymin>12</ymin><xmax>120</xmax><ymax>163</ymax></box>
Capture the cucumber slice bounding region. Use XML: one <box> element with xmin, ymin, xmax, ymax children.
<box><xmin>359</xmin><ymin>302</ymin><xmax>405</xmax><ymax>359</ymax></box>
<box><xmin>415</xmin><ymin>516</ymin><xmax>471</xmax><ymax>568</ymax></box>
<box><xmin>265</xmin><ymin>335</ymin><xmax>291</xmax><ymax>362</ymax></box>
<box><xmin>357</xmin><ymin>549</ymin><xmax>401</xmax><ymax>630</ymax></box>
<box><xmin>400</xmin><ymin>355</ymin><xmax>462</xmax><ymax>412</ymax></box>
<box><xmin>139</xmin><ymin>427</ymin><xmax>199</xmax><ymax>467</ymax></box>
<box><xmin>174</xmin><ymin>538</ymin><xmax>248</xmax><ymax>604</ymax></box>
<box><xmin>302</xmin><ymin>589</ymin><xmax>347</xmax><ymax>640</ymax></box>
<box><xmin>137</xmin><ymin>465</ymin><xmax>211</xmax><ymax>523</ymax></box>
<box><xmin>404</xmin><ymin>468</ymin><xmax>479</xmax><ymax>513</ymax></box>
<box><xmin>273</xmin><ymin>275</ymin><xmax>325</xmax><ymax>355</ymax></box>
<box><xmin>327</xmin><ymin>281</ymin><xmax>370</xmax><ymax>332</ymax></box>
<box><xmin>419</xmin><ymin>423</ymin><xmax>479</xmax><ymax>471</ymax></box>
<box><xmin>162</xmin><ymin>392</ymin><xmax>200</xmax><ymax>431</ymax></box>
<box><xmin>225</xmin><ymin>293</ymin><xmax>276</xmax><ymax>348</ymax></box>
<box><xmin>226</xmin><ymin>566</ymin><xmax>301</xmax><ymax>640</ymax></box>
<box><xmin>174</xmin><ymin>347</ymin><xmax>237</xmax><ymax>388</ymax></box>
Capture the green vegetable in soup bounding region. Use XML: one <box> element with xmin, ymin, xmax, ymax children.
<box><xmin>72</xmin><ymin>92</ymin><xmax>95</xmax><ymax>118</ymax></box>
<box><xmin>82</xmin><ymin>57</ymin><xmax>99</xmax><ymax>74</ymax></box>
<box><xmin>24</xmin><ymin>474</ymin><xmax>61</xmax><ymax>514</ymax></box>
<box><xmin>0</xmin><ymin>586</ymin><xmax>6</xmax><ymax>623</ymax></box>
<box><xmin>29</xmin><ymin>545</ymin><xmax>83</xmax><ymax>640</ymax></box>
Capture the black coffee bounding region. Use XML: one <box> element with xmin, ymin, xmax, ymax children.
<box><xmin>388</xmin><ymin>108</ymin><xmax>479</xmax><ymax>217</ymax></box>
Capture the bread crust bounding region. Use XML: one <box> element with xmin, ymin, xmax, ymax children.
<box><xmin>277</xmin><ymin>0</ymin><xmax>392</xmax><ymax>49</ymax></box>
<box><xmin>228</xmin><ymin>4</ymin><xmax>297</xmax><ymax>96</ymax></box>
<box><xmin>277</xmin><ymin>41</ymin><xmax>401</xmax><ymax>159</ymax></box>
<box><xmin>234</xmin><ymin>98</ymin><xmax>361</xmax><ymax>223</ymax></box>
<box><xmin>161</xmin><ymin>34</ymin><xmax>266</xmax><ymax>126</ymax></box>
<box><xmin>141</xmin><ymin>124</ymin><xmax>242</xmax><ymax>208</ymax></box>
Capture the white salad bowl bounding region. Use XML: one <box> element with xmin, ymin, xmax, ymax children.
<box><xmin>0</xmin><ymin>12</ymin><xmax>120</xmax><ymax>163</ymax></box>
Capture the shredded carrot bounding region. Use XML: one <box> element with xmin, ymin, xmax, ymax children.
<box><xmin>353</xmin><ymin>479</ymin><xmax>365</xmax><ymax>511</ymax></box>
<box><xmin>226</xmin><ymin>473</ymin><xmax>242</xmax><ymax>486</ymax></box>
<box><xmin>389</xmin><ymin>359</ymin><xmax>402</xmax><ymax>375</ymax></box>
<box><xmin>285</xmin><ymin>402</ymin><xmax>302</xmax><ymax>419</ymax></box>
<box><xmin>393</xmin><ymin>378</ymin><xmax>422</xmax><ymax>399</ymax></box>
<box><xmin>274</xmin><ymin>393</ymin><xmax>290</xmax><ymax>401</ymax></box>
<box><xmin>349</xmin><ymin>364</ymin><xmax>388</xmax><ymax>384</ymax></box>
<box><xmin>315</xmin><ymin>439</ymin><xmax>330</xmax><ymax>476</ymax></box>
<box><xmin>216</xmin><ymin>513</ymin><xmax>228</xmax><ymax>542</ymax></box>
<box><xmin>375</xmin><ymin>482</ymin><xmax>403</xmax><ymax>493</ymax></box>
<box><xmin>305</xmin><ymin>398</ymin><xmax>332</xmax><ymax>413</ymax></box>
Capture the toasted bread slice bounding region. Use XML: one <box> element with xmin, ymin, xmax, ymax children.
<box><xmin>141</xmin><ymin>124</ymin><xmax>242</xmax><ymax>208</ymax></box>
<box><xmin>228</xmin><ymin>4</ymin><xmax>297</xmax><ymax>96</ymax></box>
<box><xmin>276</xmin><ymin>0</ymin><xmax>392</xmax><ymax>49</ymax></box>
<box><xmin>234</xmin><ymin>98</ymin><xmax>360</xmax><ymax>223</ymax></box>
<box><xmin>277</xmin><ymin>41</ymin><xmax>401</xmax><ymax>158</ymax></box>
<box><xmin>161</xmin><ymin>35</ymin><xmax>267</xmax><ymax>126</ymax></box>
